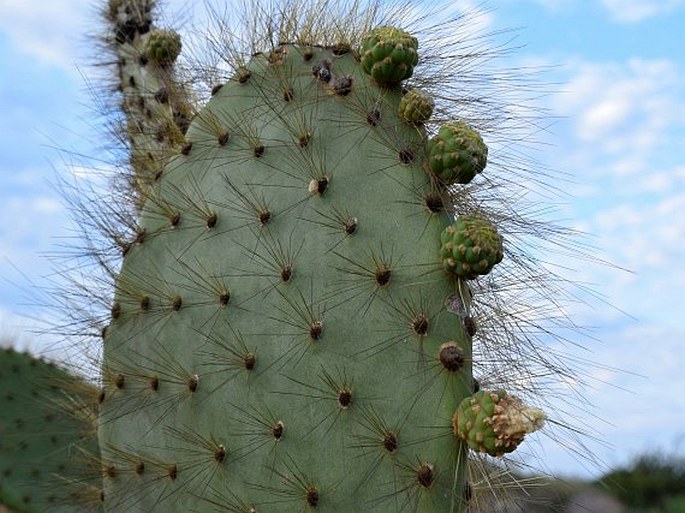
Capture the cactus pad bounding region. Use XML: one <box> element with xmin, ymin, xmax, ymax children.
<box><xmin>145</xmin><ymin>29</ymin><xmax>182</xmax><ymax>67</ymax></box>
<box><xmin>453</xmin><ymin>390</ymin><xmax>545</xmax><ymax>457</ymax></box>
<box><xmin>440</xmin><ymin>215</ymin><xmax>504</xmax><ymax>279</ymax></box>
<box><xmin>360</xmin><ymin>26</ymin><xmax>419</xmax><ymax>86</ymax></box>
<box><xmin>398</xmin><ymin>89</ymin><xmax>434</xmax><ymax>125</ymax></box>
<box><xmin>0</xmin><ymin>348</ymin><xmax>99</xmax><ymax>512</ymax></box>
<box><xmin>426</xmin><ymin>121</ymin><xmax>488</xmax><ymax>185</ymax></box>
<box><xmin>98</xmin><ymin>34</ymin><xmax>483</xmax><ymax>512</ymax></box>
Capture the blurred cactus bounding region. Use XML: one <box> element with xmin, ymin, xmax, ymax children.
<box><xmin>0</xmin><ymin>347</ymin><xmax>100</xmax><ymax>513</ymax></box>
<box><xmin>104</xmin><ymin>0</ymin><xmax>194</xmax><ymax>204</ymax></box>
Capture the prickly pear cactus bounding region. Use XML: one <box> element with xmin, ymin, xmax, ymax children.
<box><xmin>104</xmin><ymin>0</ymin><xmax>194</xmax><ymax>202</ymax></box>
<box><xmin>96</xmin><ymin>3</ymin><xmax>546</xmax><ymax>507</ymax></box>
<box><xmin>0</xmin><ymin>348</ymin><xmax>100</xmax><ymax>512</ymax></box>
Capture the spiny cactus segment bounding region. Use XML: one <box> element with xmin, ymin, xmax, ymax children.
<box><xmin>96</xmin><ymin>15</ymin><xmax>522</xmax><ymax>509</ymax></box>
<box><xmin>104</xmin><ymin>0</ymin><xmax>193</xmax><ymax>204</ymax></box>
<box><xmin>145</xmin><ymin>29</ymin><xmax>182</xmax><ymax>67</ymax></box>
<box><xmin>453</xmin><ymin>390</ymin><xmax>546</xmax><ymax>457</ymax></box>
<box><xmin>0</xmin><ymin>347</ymin><xmax>100</xmax><ymax>512</ymax></box>
<box><xmin>440</xmin><ymin>215</ymin><xmax>504</xmax><ymax>279</ymax></box>
<box><xmin>426</xmin><ymin>121</ymin><xmax>488</xmax><ymax>185</ymax></box>
<box><xmin>360</xmin><ymin>26</ymin><xmax>419</xmax><ymax>86</ymax></box>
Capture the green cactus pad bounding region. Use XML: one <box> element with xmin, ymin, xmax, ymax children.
<box><xmin>440</xmin><ymin>215</ymin><xmax>504</xmax><ymax>279</ymax></box>
<box><xmin>360</xmin><ymin>26</ymin><xmax>419</xmax><ymax>86</ymax></box>
<box><xmin>426</xmin><ymin>121</ymin><xmax>488</xmax><ymax>185</ymax></box>
<box><xmin>99</xmin><ymin>36</ymin><xmax>479</xmax><ymax>513</ymax></box>
<box><xmin>453</xmin><ymin>390</ymin><xmax>545</xmax><ymax>456</ymax></box>
<box><xmin>146</xmin><ymin>29</ymin><xmax>182</xmax><ymax>67</ymax></box>
<box><xmin>398</xmin><ymin>89</ymin><xmax>434</xmax><ymax>125</ymax></box>
<box><xmin>0</xmin><ymin>347</ymin><xmax>100</xmax><ymax>512</ymax></box>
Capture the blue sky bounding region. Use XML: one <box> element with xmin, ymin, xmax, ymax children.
<box><xmin>0</xmin><ymin>0</ymin><xmax>683</xmax><ymax>479</ymax></box>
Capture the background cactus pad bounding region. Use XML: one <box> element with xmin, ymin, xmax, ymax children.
<box><xmin>0</xmin><ymin>348</ymin><xmax>99</xmax><ymax>513</ymax></box>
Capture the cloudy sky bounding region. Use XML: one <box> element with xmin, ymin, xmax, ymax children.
<box><xmin>0</xmin><ymin>0</ymin><xmax>683</xmax><ymax>479</ymax></box>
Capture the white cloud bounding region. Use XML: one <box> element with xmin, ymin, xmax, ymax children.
<box><xmin>600</xmin><ymin>0</ymin><xmax>684</xmax><ymax>23</ymax></box>
<box><xmin>0</xmin><ymin>0</ymin><xmax>92</xmax><ymax>70</ymax></box>
<box><xmin>532</xmin><ymin>55</ymin><xmax>685</xmax><ymax>336</ymax></box>
<box><xmin>530</xmin><ymin>0</ymin><xmax>577</xmax><ymax>11</ymax></box>
<box><xmin>530</xmin><ymin>0</ymin><xmax>685</xmax><ymax>22</ymax></box>
<box><xmin>554</xmin><ymin>58</ymin><xmax>684</xmax><ymax>176</ymax></box>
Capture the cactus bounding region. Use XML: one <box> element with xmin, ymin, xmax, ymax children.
<box><xmin>104</xmin><ymin>0</ymin><xmax>194</xmax><ymax>204</ymax></box>
<box><xmin>48</xmin><ymin>0</ymin><xmax>602</xmax><ymax>512</ymax></box>
<box><xmin>0</xmin><ymin>347</ymin><xmax>100</xmax><ymax>512</ymax></box>
<box><xmin>89</xmin><ymin>0</ymin><xmax>552</xmax><ymax>508</ymax></box>
<box><xmin>453</xmin><ymin>390</ymin><xmax>545</xmax><ymax>457</ymax></box>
